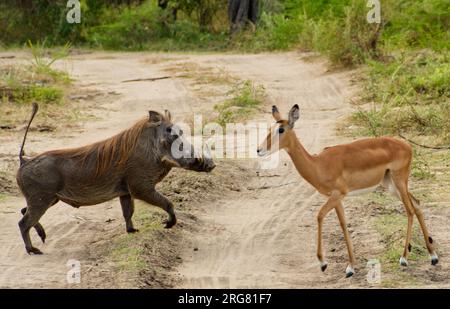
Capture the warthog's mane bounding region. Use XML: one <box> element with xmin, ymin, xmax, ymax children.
<box><xmin>42</xmin><ymin>117</ymin><xmax>152</xmax><ymax>176</ymax></box>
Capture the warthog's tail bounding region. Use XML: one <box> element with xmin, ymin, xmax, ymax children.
<box><xmin>19</xmin><ymin>102</ymin><xmax>39</xmax><ymax>166</ymax></box>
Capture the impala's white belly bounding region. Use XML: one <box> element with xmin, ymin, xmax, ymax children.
<box><xmin>347</xmin><ymin>184</ymin><xmax>379</xmax><ymax>196</ymax></box>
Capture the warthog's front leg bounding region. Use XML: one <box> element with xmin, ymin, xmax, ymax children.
<box><xmin>119</xmin><ymin>194</ymin><xmax>139</xmax><ymax>233</ymax></box>
<box><xmin>133</xmin><ymin>189</ymin><xmax>176</xmax><ymax>228</ymax></box>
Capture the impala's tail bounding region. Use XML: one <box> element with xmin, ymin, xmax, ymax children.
<box><xmin>19</xmin><ymin>102</ymin><xmax>39</xmax><ymax>166</ymax></box>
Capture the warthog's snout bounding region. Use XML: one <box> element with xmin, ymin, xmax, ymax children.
<box><xmin>203</xmin><ymin>157</ymin><xmax>216</xmax><ymax>172</ymax></box>
<box><xmin>190</xmin><ymin>157</ymin><xmax>215</xmax><ymax>172</ymax></box>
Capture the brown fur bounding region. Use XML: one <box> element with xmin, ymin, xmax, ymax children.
<box><xmin>41</xmin><ymin>118</ymin><xmax>149</xmax><ymax>177</ymax></box>
<box><xmin>16</xmin><ymin>106</ymin><xmax>215</xmax><ymax>255</ymax></box>
<box><xmin>257</xmin><ymin>104</ymin><xmax>438</xmax><ymax>276</ymax></box>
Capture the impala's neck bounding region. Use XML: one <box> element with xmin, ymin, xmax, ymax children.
<box><xmin>286</xmin><ymin>134</ymin><xmax>317</xmax><ymax>187</ymax></box>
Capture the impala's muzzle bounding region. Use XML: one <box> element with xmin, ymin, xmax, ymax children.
<box><xmin>256</xmin><ymin>148</ymin><xmax>269</xmax><ymax>157</ymax></box>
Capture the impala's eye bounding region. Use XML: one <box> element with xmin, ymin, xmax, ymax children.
<box><xmin>166</xmin><ymin>127</ymin><xmax>172</xmax><ymax>133</ymax></box>
<box><xmin>278</xmin><ymin>127</ymin><xmax>285</xmax><ymax>134</ymax></box>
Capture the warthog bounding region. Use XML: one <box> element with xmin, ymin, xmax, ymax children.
<box><xmin>17</xmin><ymin>103</ymin><xmax>215</xmax><ymax>254</ymax></box>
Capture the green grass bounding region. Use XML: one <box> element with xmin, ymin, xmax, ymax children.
<box><xmin>350</xmin><ymin>50</ymin><xmax>449</xmax><ymax>145</ymax></box>
<box><xmin>373</xmin><ymin>212</ymin><xmax>429</xmax><ymax>287</ymax></box>
<box><xmin>0</xmin><ymin>68</ymin><xmax>66</xmax><ymax>105</ymax></box>
<box><xmin>375</xmin><ymin>213</ymin><xmax>428</xmax><ymax>263</ymax></box>
<box><xmin>0</xmin><ymin>41</ymin><xmax>71</xmax><ymax>107</ymax></box>
<box><xmin>214</xmin><ymin>80</ymin><xmax>266</xmax><ymax>126</ymax></box>
<box><xmin>109</xmin><ymin>202</ymin><xmax>164</xmax><ymax>274</ymax></box>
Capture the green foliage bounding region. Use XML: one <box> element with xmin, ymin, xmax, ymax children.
<box><xmin>374</xmin><ymin>213</ymin><xmax>428</xmax><ymax>267</ymax></box>
<box><xmin>0</xmin><ymin>40</ymin><xmax>70</xmax><ymax>105</ymax></box>
<box><xmin>352</xmin><ymin>51</ymin><xmax>449</xmax><ymax>145</ymax></box>
<box><xmin>381</xmin><ymin>0</ymin><xmax>449</xmax><ymax>51</ymax></box>
<box><xmin>0</xmin><ymin>0</ymin><xmax>447</xmax><ymax>145</ymax></box>
<box><xmin>88</xmin><ymin>3</ymin><xmax>164</xmax><ymax>50</ymax></box>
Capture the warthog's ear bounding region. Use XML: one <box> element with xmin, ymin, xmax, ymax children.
<box><xmin>164</xmin><ymin>109</ymin><xmax>172</xmax><ymax>122</ymax></box>
<box><xmin>272</xmin><ymin>105</ymin><xmax>282</xmax><ymax>121</ymax></box>
<box><xmin>148</xmin><ymin>111</ymin><xmax>162</xmax><ymax>125</ymax></box>
<box><xmin>288</xmin><ymin>104</ymin><xmax>300</xmax><ymax>128</ymax></box>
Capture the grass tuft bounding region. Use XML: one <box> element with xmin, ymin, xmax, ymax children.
<box><xmin>214</xmin><ymin>80</ymin><xmax>266</xmax><ymax>126</ymax></box>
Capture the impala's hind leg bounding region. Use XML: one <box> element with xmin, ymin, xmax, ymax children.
<box><xmin>409</xmin><ymin>192</ymin><xmax>438</xmax><ymax>265</ymax></box>
<box><xmin>19</xmin><ymin>203</ymin><xmax>50</xmax><ymax>255</ymax></box>
<box><xmin>391</xmin><ymin>172</ymin><xmax>436</xmax><ymax>265</ymax></box>
<box><xmin>21</xmin><ymin>207</ymin><xmax>46</xmax><ymax>243</ymax></box>
<box><xmin>386</xmin><ymin>172</ymin><xmax>414</xmax><ymax>266</ymax></box>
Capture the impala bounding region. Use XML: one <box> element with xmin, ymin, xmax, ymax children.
<box><xmin>257</xmin><ymin>104</ymin><xmax>438</xmax><ymax>278</ymax></box>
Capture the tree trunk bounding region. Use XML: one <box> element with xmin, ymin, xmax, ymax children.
<box><xmin>158</xmin><ymin>0</ymin><xmax>178</xmax><ymax>21</ymax></box>
<box><xmin>228</xmin><ymin>0</ymin><xmax>259</xmax><ymax>34</ymax></box>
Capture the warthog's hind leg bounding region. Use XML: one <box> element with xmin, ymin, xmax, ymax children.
<box><xmin>21</xmin><ymin>207</ymin><xmax>46</xmax><ymax>243</ymax></box>
<box><xmin>19</xmin><ymin>202</ymin><xmax>50</xmax><ymax>255</ymax></box>
<box><xmin>120</xmin><ymin>194</ymin><xmax>139</xmax><ymax>233</ymax></box>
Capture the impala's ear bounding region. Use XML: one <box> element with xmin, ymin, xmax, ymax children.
<box><xmin>288</xmin><ymin>104</ymin><xmax>300</xmax><ymax>128</ymax></box>
<box><xmin>164</xmin><ymin>109</ymin><xmax>172</xmax><ymax>122</ymax></box>
<box><xmin>148</xmin><ymin>111</ymin><xmax>162</xmax><ymax>125</ymax></box>
<box><xmin>272</xmin><ymin>105</ymin><xmax>282</xmax><ymax>121</ymax></box>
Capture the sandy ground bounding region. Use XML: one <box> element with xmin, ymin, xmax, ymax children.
<box><xmin>0</xmin><ymin>51</ymin><xmax>447</xmax><ymax>288</ymax></box>
<box><xmin>174</xmin><ymin>53</ymin><xmax>360</xmax><ymax>288</ymax></box>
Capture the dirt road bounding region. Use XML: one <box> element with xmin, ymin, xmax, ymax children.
<box><xmin>0</xmin><ymin>51</ymin><xmax>200</xmax><ymax>287</ymax></box>
<box><xmin>1</xmin><ymin>51</ymin><xmax>446</xmax><ymax>288</ymax></box>
<box><xmin>174</xmin><ymin>53</ymin><xmax>360</xmax><ymax>288</ymax></box>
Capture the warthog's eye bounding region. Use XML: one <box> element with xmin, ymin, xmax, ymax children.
<box><xmin>278</xmin><ymin>127</ymin><xmax>285</xmax><ymax>134</ymax></box>
<box><xmin>166</xmin><ymin>127</ymin><xmax>183</xmax><ymax>137</ymax></box>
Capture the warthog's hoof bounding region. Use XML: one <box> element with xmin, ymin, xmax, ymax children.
<box><xmin>27</xmin><ymin>247</ymin><xmax>43</xmax><ymax>255</ymax></box>
<box><xmin>320</xmin><ymin>261</ymin><xmax>328</xmax><ymax>272</ymax></box>
<box><xmin>431</xmin><ymin>253</ymin><xmax>439</xmax><ymax>266</ymax></box>
<box><xmin>399</xmin><ymin>256</ymin><xmax>408</xmax><ymax>267</ymax></box>
<box><xmin>164</xmin><ymin>218</ymin><xmax>177</xmax><ymax>229</ymax></box>
<box><xmin>345</xmin><ymin>265</ymin><xmax>354</xmax><ymax>278</ymax></box>
<box><xmin>127</xmin><ymin>228</ymin><xmax>140</xmax><ymax>233</ymax></box>
<box><xmin>35</xmin><ymin>224</ymin><xmax>46</xmax><ymax>243</ymax></box>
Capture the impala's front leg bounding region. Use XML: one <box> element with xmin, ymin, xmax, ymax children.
<box><xmin>335</xmin><ymin>202</ymin><xmax>356</xmax><ymax>278</ymax></box>
<box><xmin>316</xmin><ymin>194</ymin><xmax>340</xmax><ymax>272</ymax></box>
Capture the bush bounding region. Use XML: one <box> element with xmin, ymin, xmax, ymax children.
<box><xmin>88</xmin><ymin>3</ymin><xmax>164</xmax><ymax>50</ymax></box>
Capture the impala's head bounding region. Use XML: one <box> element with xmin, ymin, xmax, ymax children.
<box><xmin>257</xmin><ymin>104</ymin><xmax>300</xmax><ymax>157</ymax></box>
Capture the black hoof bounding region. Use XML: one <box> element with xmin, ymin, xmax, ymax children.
<box><xmin>431</xmin><ymin>257</ymin><xmax>439</xmax><ymax>266</ymax></box>
<box><xmin>35</xmin><ymin>224</ymin><xmax>46</xmax><ymax>243</ymax></box>
<box><xmin>127</xmin><ymin>228</ymin><xmax>140</xmax><ymax>233</ymax></box>
<box><xmin>345</xmin><ymin>265</ymin><xmax>354</xmax><ymax>278</ymax></box>
<box><xmin>164</xmin><ymin>221</ymin><xmax>176</xmax><ymax>229</ymax></box>
<box><xmin>27</xmin><ymin>247</ymin><xmax>43</xmax><ymax>255</ymax></box>
<box><xmin>39</xmin><ymin>234</ymin><xmax>46</xmax><ymax>244</ymax></box>
<box><xmin>320</xmin><ymin>263</ymin><xmax>328</xmax><ymax>272</ymax></box>
<box><xmin>164</xmin><ymin>217</ymin><xmax>177</xmax><ymax>229</ymax></box>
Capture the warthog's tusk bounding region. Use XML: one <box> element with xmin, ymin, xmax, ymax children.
<box><xmin>161</xmin><ymin>156</ymin><xmax>181</xmax><ymax>168</ymax></box>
